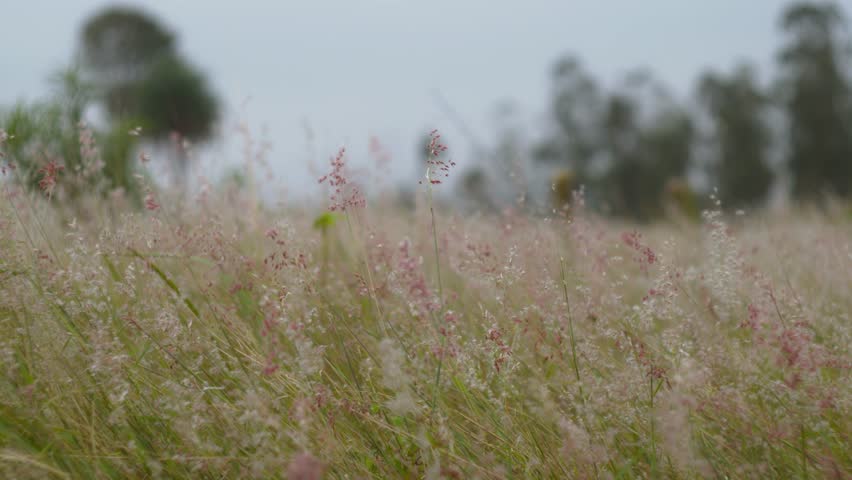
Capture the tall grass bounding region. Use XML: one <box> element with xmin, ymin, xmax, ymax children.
<box><xmin>0</xmin><ymin>130</ymin><xmax>850</xmax><ymax>479</ymax></box>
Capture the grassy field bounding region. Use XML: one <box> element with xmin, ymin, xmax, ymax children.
<box><xmin>0</xmin><ymin>156</ymin><xmax>850</xmax><ymax>478</ymax></box>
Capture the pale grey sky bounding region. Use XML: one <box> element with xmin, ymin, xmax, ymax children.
<box><xmin>2</xmin><ymin>0</ymin><xmax>843</xmax><ymax>195</ymax></box>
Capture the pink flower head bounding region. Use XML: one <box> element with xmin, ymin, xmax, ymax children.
<box><xmin>421</xmin><ymin>129</ymin><xmax>455</xmax><ymax>185</ymax></box>
<box><xmin>318</xmin><ymin>147</ymin><xmax>365</xmax><ymax>212</ymax></box>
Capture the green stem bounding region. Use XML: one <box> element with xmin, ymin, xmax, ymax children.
<box><xmin>428</xmin><ymin>187</ymin><xmax>444</xmax><ymax>302</ymax></box>
<box><xmin>801</xmin><ymin>423</ymin><xmax>808</xmax><ymax>479</ymax></box>
<box><xmin>427</xmin><ymin>173</ymin><xmax>446</xmax><ymax>412</ymax></box>
<box><xmin>649</xmin><ymin>376</ymin><xmax>657</xmax><ymax>470</ymax></box>
<box><xmin>559</xmin><ymin>257</ymin><xmax>582</xmax><ymax>396</ymax></box>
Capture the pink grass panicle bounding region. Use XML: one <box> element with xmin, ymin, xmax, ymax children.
<box><xmin>420</xmin><ymin>129</ymin><xmax>455</xmax><ymax>185</ymax></box>
<box><xmin>144</xmin><ymin>193</ymin><xmax>160</xmax><ymax>211</ymax></box>
<box><xmin>318</xmin><ymin>147</ymin><xmax>365</xmax><ymax>212</ymax></box>
<box><xmin>37</xmin><ymin>160</ymin><xmax>64</xmax><ymax>198</ymax></box>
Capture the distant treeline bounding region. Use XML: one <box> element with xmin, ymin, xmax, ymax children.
<box><xmin>454</xmin><ymin>2</ymin><xmax>852</xmax><ymax>219</ymax></box>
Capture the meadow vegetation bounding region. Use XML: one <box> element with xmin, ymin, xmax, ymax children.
<box><xmin>0</xmin><ymin>129</ymin><xmax>850</xmax><ymax>479</ymax></box>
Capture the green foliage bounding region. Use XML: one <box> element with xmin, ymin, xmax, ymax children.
<box><xmin>100</xmin><ymin>121</ymin><xmax>143</xmax><ymax>202</ymax></box>
<box><xmin>0</xmin><ymin>68</ymin><xmax>139</xmax><ymax>203</ymax></box>
<box><xmin>2</xmin><ymin>101</ymin><xmax>69</xmax><ymax>191</ymax></box>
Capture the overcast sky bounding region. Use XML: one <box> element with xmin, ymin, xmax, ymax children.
<box><xmin>3</xmin><ymin>0</ymin><xmax>846</xmax><ymax>196</ymax></box>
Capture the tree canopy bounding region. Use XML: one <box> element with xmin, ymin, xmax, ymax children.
<box><xmin>78</xmin><ymin>6</ymin><xmax>219</xmax><ymax>177</ymax></box>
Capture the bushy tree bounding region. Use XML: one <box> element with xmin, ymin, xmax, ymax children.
<box><xmin>135</xmin><ymin>56</ymin><xmax>218</xmax><ymax>141</ymax></box>
<box><xmin>777</xmin><ymin>1</ymin><xmax>852</xmax><ymax>200</ymax></box>
<box><xmin>534</xmin><ymin>56</ymin><xmax>603</xmax><ymax>181</ymax></box>
<box><xmin>698</xmin><ymin>65</ymin><xmax>774</xmax><ymax>208</ymax></box>
<box><xmin>601</xmin><ymin>72</ymin><xmax>694</xmax><ymax>220</ymax></box>
<box><xmin>79</xmin><ymin>7</ymin><xmax>219</xmax><ymax>177</ymax></box>
<box><xmin>80</xmin><ymin>6</ymin><xmax>175</xmax><ymax>118</ymax></box>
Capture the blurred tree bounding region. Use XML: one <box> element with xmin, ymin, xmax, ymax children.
<box><xmin>698</xmin><ymin>65</ymin><xmax>774</xmax><ymax>208</ymax></box>
<box><xmin>531</xmin><ymin>59</ymin><xmax>695</xmax><ymax>220</ymax></box>
<box><xmin>80</xmin><ymin>7</ymin><xmax>176</xmax><ymax>119</ymax></box>
<box><xmin>601</xmin><ymin>92</ymin><xmax>644</xmax><ymax>218</ymax></box>
<box><xmin>534</xmin><ymin>56</ymin><xmax>603</xmax><ymax>181</ymax></box>
<box><xmin>601</xmin><ymin>72</ymin><xmax>694</xmax><ymax>220</ymax></box>
<box><xmin>643</xmin><ymin>106</ymin><xmax>694</xmax><ymax>191</ymax></box>
<box><xmin>135</xmin><ymin>55</ymin><xmax>219</xmax><ymax>174</ymax></box>
<box><xmin>79</xmin><ymin>7</ymin><xmax>219</xmax><ymax>178</ymax></box>
<box><xmin>777</xmin><ymin>1</ymin><xmax>852</xmax><ymax>200</ymax></box>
